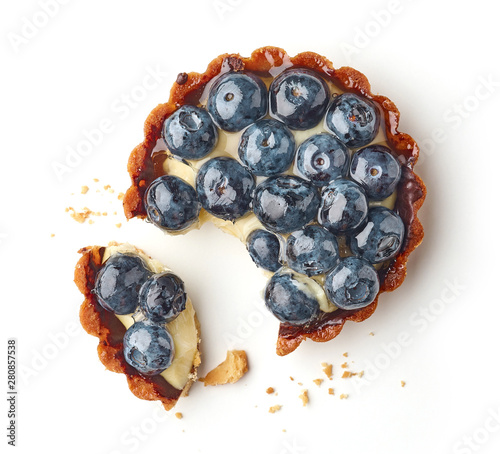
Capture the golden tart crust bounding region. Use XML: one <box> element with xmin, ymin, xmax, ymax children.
<box><xmin>123</xmin><ymin>46</ymin><xmax>426</xmax><ymax>356</ymax></box>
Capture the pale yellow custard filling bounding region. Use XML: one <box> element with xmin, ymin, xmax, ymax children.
<box><xmin>102</xmin><ymin>243</ymin><xmax>199</xmax><ymax>391</ymax></box>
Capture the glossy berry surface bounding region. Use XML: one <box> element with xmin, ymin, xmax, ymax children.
<box><xmin>264</xmin><ymin>270</ymin><xmax>321</xmax><ymax>325</ymax></box>
<box><xmin>123</xmin><ymin>321</ymin><xmax>175</xmax><ymax>376</ymax></box>
<box><xmin>325</xmin><ymin>93</ymin><xmax>380</xmax><ymax>147</ymax></box>
<box><xmin>349</xmin><ymin>206</ymin><xmax>405</xmax><ymax>264</ymax></box>
<box><xmin>207</xmin><ymin>72</ymin><xmax>267</xmax><ymax>132</ymax></box>
<box><xmin>318</xmin><ymin>179</ymin><xmax>368</xmax><ymax>233</ymax></box>
<box><xmin>94</xmin><ymin>253</ymin><xmax>151</xmax><ymax>315</ymax></box>
<box><xmin>350</xmin><ymin>145</ymin><xmax>402</xmax><ymax>200</ymax></box>
<box><xmin>296</xmin><ymin>133</ymin><xmax>349</xmax><ymax>186</ymax></box>
<box><xmin>286</xmin><ymin>225</ymin><xmax>339</xmax><ymax>276</ymax></box>
<box><xmin>163</xmin><ymin>105</ymin><xmax>218</xmax><ymax>160</ymax></box>
<box><xmin>324</xmin><ymin>257</ymin><xmax>379</xmax><ymax>310</ymax></box>
<box><xmin>253</xmin><ymin>175</ymin><xmax>320</xmax><ymax>234</ymax></box>
<box><xmin>139</xmin><ymin>272</ymin><xmax>187</xmax><ymax>324</ymax></box>
<box><xmin>196</xmin><ymin>156</ymin><xmax>255</xmax><ymax>220</ymax></box>
<box><xmin>238</xmin><ymin>119</ymin><xmax>296</xmax><ymax>177</ymax></box>
<box><xmin>145</xmin><ymin>176</ymin><xmax>201</xmax><ymax>232</ymax></box>
<box><xmin>269</xmin><ymin>68</ymin><xmax>330</xmax><ymax>130</ymax></box>
<box><xmin>246</xmin><ymin>229</ymin><xmax>283</xmax><ymax>272</ymax></box>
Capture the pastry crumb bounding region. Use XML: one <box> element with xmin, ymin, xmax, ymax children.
<box><xmin>369</xmin><ymin>332</ymin><xmax>375</xmax><ymax>336</ymax></box>
<box><xmin>118</xmin><ymin>192</ymin><xmax>125</xmax><ymax>201</ymax></box>
<box><xmin>50</xmin><ymin>233</ymin><xmax>55</xmax><ymax>238</ymax></box>
<box><xmin>299</xmin><ymin>390</ymin><xmax>309</xmax><ymax>406</ymax></box>
<box><xmin>343</xmin><ymin>352</ymin><xmax>348</xmax><ymax>357</ymax></box>
<box><xmin>290</xmin><ymin>376</ymin><xmax>294</xmax><ymax>381</ymax></box>
<box><xmin>328</xmin><ymin>388</ymin><xmax>334</xmax><ymax>395</ymax></box>
<box><xmin>116</xmin><ymin>223</ymin><xmax>122</xmax><ymax>228</ymax></box>
<box><xmin>313</xmin><ymin>379</ymin><xmax>323</xmax><ymax>387</ymax></box>
<box><xmin>340</xmin><ymin>394</ymin><xmax>349</xmax><ymax>400</ymax></box>
<box><xmin>341</xmin><ymin>362</ymin><xmax>348</xmax><ymax>369</ymax></box>
<box><xmin>81</xmin><ymin>185</ymin><xmax>89</xmax><ymax>194</ymax></box>
<box><xmin>342</xmin><ymin>371</ymin><xmax>353</xmax><ymax>378</ymax></box>
<box><xmin>269</xmin><ymin>405</ymin><xmax>282</xmax><ymax>414</ymax></box>
<box><xmin>401</xmin><ymin>381</ymin><xmax>406</xmax><ymax>387</ymax></box>
<box><xmin>200</xmin><ymin>350</ymin><xmax>248</xmax><ymax>386</ymax></box>
<box><xmin>93</xmin><ymin>178</ymin><xmax>99</xmax><ymax>182</ymax></box>
<box><xmin>266</xmin><ymin>387</ymin><xmax>275</xmax><ymax>394</ymax></box>
<box><xmin>67</xmin><ymin>207</ymin><xmax>92</xmax><ymax>223</ymax></box>
<box><xmin>358</xmin><ymin>371</ymin><xmax>365</xmax><ymax>378</ymax></box>
<box><xmin>175</xmin><ymin>412</ymin><xmax>183</xmax><ymax>419</ymax></box>
<box><xmin>321</xmin><ymin>362</ymin><xmax>333</xmax><ymax>380</ymax></box>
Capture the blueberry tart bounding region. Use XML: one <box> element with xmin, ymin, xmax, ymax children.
<box><xmin>123</xmin><ymin>46</ymin><xmax>426</xmax><ymax>356</ymax></box>
<box><xmin>75</xmin><ymin>243</ymin><xmax>201</xmax><ymax>410</ymax></box>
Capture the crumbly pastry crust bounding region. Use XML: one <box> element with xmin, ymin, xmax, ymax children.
<box><xmin>200</xmin><ymin>350</ymin><xmax>248</xmax><ymax>386</ymax></box>
<box><xmin>75</xmin><ymin>245</ymin><xmax>201</xmax><ymax>410</ymax></box>
<box><xmin>123</xmin><ymin>46</ymin><xmax>426</xmax><ymax>356</ymax></box>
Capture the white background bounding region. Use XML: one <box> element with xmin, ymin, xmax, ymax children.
<box><xmin>2</xmin><ymin>1</ymin><xmax>499</xmax><ymax>453</ymax></box>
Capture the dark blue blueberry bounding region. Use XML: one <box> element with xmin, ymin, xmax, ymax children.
<box><xmin>286</xmin><ymin>225</ymin><xmax>340</xmax><ymax>276</ymax></box>
<box><xmin>246</xmin><ymin>229</ymin><xmax>283</xmax><ymax>272</ymax></box>
<box><xmin>163</xmin><ymin>105</ymin><xmax>218</xmax><ymax>160</ymax></box>
<box><xmin>296</xmin><ymin>133</ymin><xmax>349</xmax><ymax>186</ymax></box>
<box><xmin>269</xmin><ymin>68</ymin><xmax>330</xmax><ymax>130</ymax></box>
<box><xmin>324</xmin><ymin>257</ymin><xmax>379</xmax><ymax>310</ymax></box>
<box><xmin>318</xmin><ymin>179</ymin><xmax>368</xmax><ymax>233</ymax></box>
<box><xmin>264</xmin><ymin>270</ymin><xmax>321</xmax><ymax>325</ymax></box>
<box><xmin>94</xmin><ymin>253</ymin><xmax>152</xmax><ymax>315</ymax></box>
<box><xmin>350</xmin><ymin>145</ymin><xmax>402</xmax><ymax>200</ymax></box>
<box><xmin>123</xmin><ymin>321</ymin><xmax>175</xmax><ymax>376</ymax></box>
<box><xmin>325</xmin><ymin>93</ymin><xmax>380</xmax><ymax>147</ymax></box>
<box><xmin>139</xmin><ymin>272</ymin><xmax>187</xmax><ymax>324</ymax></box>
<box><xmin>238</xmin><ymin>119</ymin><xmax>295</xmax><ymax>177</ymax></box>
<box><xmin>145</xmin><ymin>176</ymin><xmax>201</xmax><ymax>232</ymax></box>
<box><xmin>349</xmin><ymin>206</ymin><xmax>405</xmax><ymax>264</ymax></box>
<box><xmin>196</xmin><ymin>156</ymin><xmax>255</xmax><ymax>220</ymax></box>
<box><xmin>252</xmin><ymin>175</ymin><xmax>320</xmax><ymax>234</ymax></box>
<box><xmin>207</xmin><ymin>72</ymin><xmax>267</xmax><ymax>132</ymax></box>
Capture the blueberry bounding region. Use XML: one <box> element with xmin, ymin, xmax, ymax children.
<box><xmin>324</xmin><ymin>257</ymin><xmax>379</xmax><ymax>310</ymax></box>
<box><xmin>238</xmin><ymin>119</ymin><xmax>295</xmax><ymax>177</ymax></box>
<box><xmin>296</xmin><ymin>133</ymin><xmax>349</xmax><ymax>186</ymax></box>
<box><xmin>325</xmin><ymin>93</ymin><xmax>380</xmax><ymax>147</ymax></box>
<box><xmin>264</xmin><ymin>270</ymin><xmax>321</xmax><ymax>325</ymax></box>
<box><xmin>123</xmin><ymin>320</ymin><xmax>175</xmax><ymax>376</ymax></box>
<box><xmin>144</xmin><ymin>176</ymin><xmax>201</xmax><ymax>232</ymax></box>
<box><xmin>349</xmin><ymin>206</ymin><xmax>405</xmax><ymax>264</ymax></box>
<box><xmin>253</xmin><ymin>175</ymin><xmax>320</xmax><ymax>234</ymax></box>
<box><xmin>162</xmin><ymin>105</ymin><xmax>218</xmax><ymax>160</ymax></box>
<box><xmin>286</xmin><ymin>225</ymin><xmax>340</xmax><ymax>276</ymax></box>
<box><xmin>207</xmin><ymin>72</ymin><xmax>267</xmax><ymax>132</ymax></box>
<box><xmin>139</xmin><ymin>272</ymin><xmax>187</xmax><ymax>324</ymax></box>
<box><xmin>246</xmin><ymin>229</ymin><xmax>283</xmax><ymax>272</ymax></box>
<box><xmin>269</xmin><ymin>68</ymin><xmax>330</xmax><ymax>130</ymax></box>
<box><xmin>350</xmin><ymin>145</ymin><xmax>401</xmax><ymax>200</ymax></box>
<box><xmin>196</xmin><ymin>156</ymin><xmax>255</xmax><ymax>220</ymax></box>
<box><xmin>318</xmin><ymin>179</ymin><xmax>368</xmax><ymax>233</ymax></box>
<box><xmin>94</xmin><ymin>253</ymin><xmax>151</xmax><ymax>315</ymax></box>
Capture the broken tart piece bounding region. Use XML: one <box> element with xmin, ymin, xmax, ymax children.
<box><xmin>75</xmin><ymin>243</ymin><xmax>200</xmax><ymax>410</ymax></box>
<box><xmin>123</xmin><ymin>46</ymin><xmax>426</xmax><ymax>356</ymax></box>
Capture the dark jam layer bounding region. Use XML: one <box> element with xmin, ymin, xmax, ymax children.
<box><xmin>123</xmin><ymin>47</ymin><xmax>426</xmax><ymax>355</ymax></box>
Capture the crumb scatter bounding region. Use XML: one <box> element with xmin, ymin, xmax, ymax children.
<box><xmin>269</xmin><ymin>405</ymin><xmax>282</xmax><ymax>414</ymax></box>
